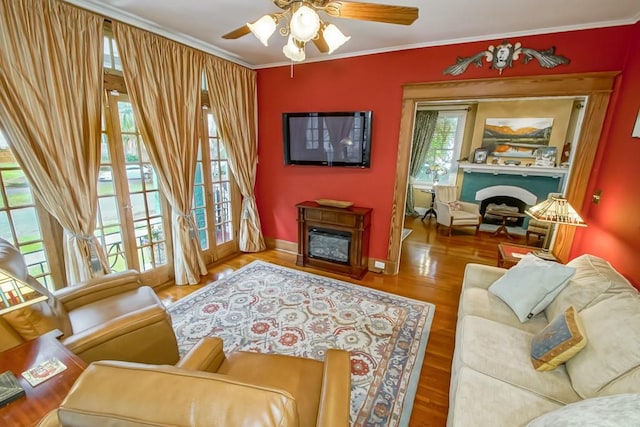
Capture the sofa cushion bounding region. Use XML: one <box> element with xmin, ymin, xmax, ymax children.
<box><xmin>526</xmin><ymin>393</ymin><xmax>640</xmax><ymax>427</ymax></box>
<box><xmin>448</xmin><ymin>367</ymin><xmax>563</xmax><ymax>427</ymax></box>
<box><xmin>489</xmin><ymin>254</ymin><xmax>576</xmax><ymax>322</ymax></box>
<box><xmin>545</xmin><ymin>254</ymin><xmax>637</xmax><ymax>321</ymax></box>
<box><xmin>2</xmin><ymin>302</ymin><xmax>61</xmax><ymax>340</ymax></box>
<box><xmin>459</xmin><ymin>288</ymin><xmax>548</xmax><ymax>333</ymax></box>
<box><xmin>565</xmin><ymin>293</ymin><xmax>640</xmax><ymax>398</ymax></box>
<box><xmin>455</xmin><ymin>315</ymin><xmax>581</xmax><ymax>404</ymax></box>
<box><xmin>531</xmin><ymin>306</ymin><xmax>587</xmax><ymax>371</ymax></box>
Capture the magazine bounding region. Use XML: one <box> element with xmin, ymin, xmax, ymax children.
<box><xmin>21</xmin><ymin>358</ymin><xmax>67</xmax><ymax>387</ymax></box>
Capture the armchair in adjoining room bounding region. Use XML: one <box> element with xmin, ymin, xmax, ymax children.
<box><xmin>0</xmin><ymin>238</ymin><xmax>179</xmax><ymax>365</ymax></box>
<box><xmin>37</xmin><ymin>337</ymin><xmax>352</xmax><ymax>427</ymax></box>
<box><xmin>433</xmin><ymin>185</ymin><xmax>482</xmax><ymax>236</ymax></box>
<box><xmin>525</xmin><ymin>218</ymin><xmax>552</xmax><ymax>246</ymax></box>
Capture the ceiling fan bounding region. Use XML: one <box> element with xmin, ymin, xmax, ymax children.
<box><xmin>222</xmin><ymin>0</ymin><xmax>419</xmax><ymax>62</ymax></box>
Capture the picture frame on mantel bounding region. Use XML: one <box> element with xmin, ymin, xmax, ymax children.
<box><xmin>473</xmin><ymin>148</ymin><xmax>488</xmax><ymax>164</ymax></box>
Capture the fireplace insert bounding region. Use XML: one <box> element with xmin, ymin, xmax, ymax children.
<box><xmin>308</xmin><ymin>227</ymin><xmax>351</xmax><ymax>265</ymax></box>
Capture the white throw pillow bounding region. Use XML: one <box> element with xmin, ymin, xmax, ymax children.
<box><xmin>489</xmin><ymin>254</ymin><xmax>576</xmax><ymax>322</ymax></box>
<box><xmin>526</xmin><ymin>393</ymin><xmax>640</xmax><ymax>427</ymax></box>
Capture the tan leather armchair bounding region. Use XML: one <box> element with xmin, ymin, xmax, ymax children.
<box><xmin>0</xmin><ymin>238</ymin><xmax>179</xmax><ymax>365</ymax></box>
<box><xmin>38</xmin><ymin>337</ymin><xmax>351</xmax><ymax>427</ymax></box>
<box><xmin>433</xmin><ymin>185</ymin><xmax>481</xmax><ymax>236</ymax></box>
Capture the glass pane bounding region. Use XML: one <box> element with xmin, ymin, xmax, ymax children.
<box><xmin>207</xmin><ymin>114</ymin><xmax>217</xmax><ymax>136</ymax></box>
<box><xmin>193</xmin><ymin>186</ymin><xmax>205</xmax><ymax>209</ymax></box>
<box><xmin>0</xmin><ymin>190</ymin><xmax>4</xmax><ymax>209</ymax></box>
<box><xmin>150</xmin><ymin>223</ymin><xmax>164</xmax><ymax>243</ymax></box>
<box><xmin>224</xmin><ymin>222</ymin><xmax>233</xmax><ymax>242</ymax></box>
<box><xmin>221</xmin><ymin>182</ymin><xmax>231</xmax><ymax>202</ymax></box>
<box><xmin>102</xmin><ymin>36</ymin><xmax>112</xmax><ymax>68</ymax></box>
<box><xmin>98</xmin><ymin>196</ymin><xmax>120</xmax><ymax>225</ymax></box>
<box><xmin>118</xmin><ymin>102</ymin><xmax>136</xmax><ymax>132</ymax></box>
<box><xmin>219</xmin><ymin>143</ymin><xmax>227</xmax><ymax>160</ymax></box>
<box><xmin>100</xmin><ymin>134</ymin><xmax>111</xmax><ymax>162</ymax></box>
<box><xmin>198</xmin><ymin>229</ymin><xmax>208</xmax><ymax>250</ymax></box>
<box><xmin>13</xmin><ymin>207</ymin><xmax>41</xmax><ymax>243</ymax></box>
<box><xmin>211</xmin><ymin>162</ymin><xmax>220</xmax><ymax>182</ymax></box>
<box><xmin>194</xmin><ymin>163</ymin><xmax>203</xmax><ymax>185</ymax></box>
<box><xmin>194</xmin><ymin>207</ymin><xmax>207</xmax><ymax>229</ymax></box>
<box><xmin>3</xmin><ymin>171</ymin><xmax>33</xmax><ymax>207</ymax></box>
<box><xmin>112</xmin><ymin>40</ymin><xmax>122</xmax><ymax>71</ymax></box>
<box><xmin>221</xmin><ymin>202</ymin><xmax>231</xmax><ymax>222</ymax></box>
<box><xmin>220</xmin><ymin>160</ymin><xmax>229</xmax><ymax>181</ymax></box>
<box><xmin>0</xmin><ymin>212</ymin><xmax>9</xmax><ymax>237</ymax></box>
<box><xmin>130</xmin><ymin>193</ymin><xmax>147</xmax><ymax>220</ymax></box>
<box><xmin>146</xmin><ymin>192</ymin><xmax>161</xmax><ymax>217</ymax></box>
<box><xmin>213</xmin><ymin>183</ymin><xmax>221</xmax><ymax>204</ymax></box>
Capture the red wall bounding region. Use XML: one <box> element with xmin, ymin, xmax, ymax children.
<box><xmin>570</xmin><ymin>22</ymin><xmax>640</xmax><ymax>288</ymax></box>
<box><xmin>256</xmin><ymin>24</ymin><xmax>639</xmax><ymax>285</ymax></box>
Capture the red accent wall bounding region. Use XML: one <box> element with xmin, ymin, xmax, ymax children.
<box><xmin>570</xmin><ymin>21</ymin><xmax>640</xmax><ymax>289</ymax></box>
<box><xmin>256</xmin><ymin>24</ymin><xmax>639</xmax><ymax>287</ymax></box>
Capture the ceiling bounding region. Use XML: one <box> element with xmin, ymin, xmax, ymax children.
<box><xmin>66</xmin><ymin>0</ymin><xmax>640</xmax><ymax>69</ymax></box>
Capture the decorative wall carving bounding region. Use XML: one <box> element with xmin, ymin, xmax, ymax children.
<box><xmin>443</xmin><ymin>40</ymin><xmax>570</xmax><ymax>76</ymax></box>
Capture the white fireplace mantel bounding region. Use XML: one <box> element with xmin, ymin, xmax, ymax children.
<box><xmin>459</xmin><ymin>162</ymin><xmax>569</xmax><ymax>178</ymax></box>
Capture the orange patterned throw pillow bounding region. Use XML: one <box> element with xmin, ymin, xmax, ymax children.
<box><xmin>531</xmin><ymin>306</ymin><xmax>587</xmax><ymax>371</ymax></box>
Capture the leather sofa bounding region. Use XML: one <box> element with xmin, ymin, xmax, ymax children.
<box><xmin>448</xmin><ymin>254</ymin><xmax>640</xmax><ymax>426</ymax></box>
<box><xmin>0</xmin><ymin>238</ymin><xmax>179</xmax><ymax>365</ymax></box>
<box><xmin>38</xmin><ymin>337</ymin><xmax>352</xmax><ymax>427</ymax></box>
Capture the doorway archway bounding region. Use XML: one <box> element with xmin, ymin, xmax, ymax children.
<box><xmin>386</xmin><ymin>72</ymin><xmax>618</xmax><ymax>274</ymax></box>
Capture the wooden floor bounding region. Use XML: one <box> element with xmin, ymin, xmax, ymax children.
<box><xmin>158</xmin><ymin>216</ymin><xmax>531</xmax><ymax>427</ymax></box>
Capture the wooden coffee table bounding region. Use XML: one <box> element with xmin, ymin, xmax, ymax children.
<box><xmin>0</xmin><ymin>330</ymin><xmax>86</xmax><ymax>426</ymax></box>
<box><xmin>497</xmin><ymin>243</ymin><xmax>558</xmax><ymax>268</ymax></box>
<box><xmin>486</xmin><ymin>209</ymin><xmax>526</xmax><ymax>240</ymax></box>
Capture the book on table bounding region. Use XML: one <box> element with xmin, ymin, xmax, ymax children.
<box><xmin>0</xmin><ymin>371</ymin><xmax>25</xmax><ymax>407</ymax></box>
<box><xmin>21</xmin><ymin>358</ymin><xmax>67</xmax><ymax>387</ymax></box>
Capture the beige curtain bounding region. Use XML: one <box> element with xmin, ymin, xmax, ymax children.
<box><xmin>0</xmin><ymin>0</ymin><xmax>109</xmax><ymax>284</ymax></box>
<box><xmin>204</xmin><ymin>58</ymin><xmax>265</xmax><ymax>252</ymax></box>
<box><xmin>114</xmin><ymin>23</ymin><xmax>207</xmax><ymax>285</ymax></box>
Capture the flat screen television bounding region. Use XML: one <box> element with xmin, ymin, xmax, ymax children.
<box><xmin>282</xmin><ymin>111</ymin><xmax>372</xmax><ymax>167</ymax></box>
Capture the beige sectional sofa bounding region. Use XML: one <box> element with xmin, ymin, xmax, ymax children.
<box><xmin>448</xmin><ymin>254</ymin><xmax>640</xmax><ymax>426</ymax></box>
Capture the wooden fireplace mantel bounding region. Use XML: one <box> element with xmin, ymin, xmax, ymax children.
<box><xmin>296</xmin><ymin>201</ymin><xmax>371</xmax><ymax>279</ymax></box>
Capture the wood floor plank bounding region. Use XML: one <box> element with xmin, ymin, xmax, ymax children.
<box><xmin>158</xmin><ymin>216</ymin><xmax>527</xmax><ymax>426</ymax></box>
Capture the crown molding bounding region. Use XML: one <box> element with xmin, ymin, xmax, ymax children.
<box><xmin>63</xmin><ymin>0</ymin><xmax>253</xmax><ymax>68</ymax></box>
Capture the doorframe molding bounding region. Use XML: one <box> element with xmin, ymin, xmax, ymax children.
<box><xmin>386</xmin><ymin>72</ymin><xmax>618</xmax><ymax>274</ymax></box>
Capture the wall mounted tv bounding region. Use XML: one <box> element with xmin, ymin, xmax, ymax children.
<box><xmin>283</xmin><ymin>111</ymin><xmax>372</xmax><ymax>167</ymax></box>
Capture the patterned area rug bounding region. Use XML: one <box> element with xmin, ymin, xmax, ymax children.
<box><xmin>168</xmin><ymin>260</ymin><xmax>435</xmax><ymax>426</ymax></box>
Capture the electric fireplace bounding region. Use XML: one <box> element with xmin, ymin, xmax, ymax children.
<box><xmin>308</xmin><ymin>227</ymin><xmax>351</xmax><ymax>265</ymax></box>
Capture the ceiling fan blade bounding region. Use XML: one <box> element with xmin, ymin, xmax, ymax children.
<box><xmin>222</xmin><ymin>25</ymin><xmax>251</xmax><ymax>40</ymax></box>
<box><xmin>325</xmin><ymin>1</ymin><xmax>418</xmax><ymax>25</ymax></box>
<box><xmin>312</xmin><ymin>27</ymin><xmax>330</xmax><ymax>53</ymax></box>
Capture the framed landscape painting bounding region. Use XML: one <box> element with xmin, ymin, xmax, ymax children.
<box><xmin>482</xmin><ymin>118</ymin><xmax>554</xmax><ymax>157</ymax></box>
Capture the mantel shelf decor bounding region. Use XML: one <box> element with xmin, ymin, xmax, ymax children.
<box><xmin>443</xmin><ymin>40</ymin><xmax>570</xmax><ymax>76</ymax></box>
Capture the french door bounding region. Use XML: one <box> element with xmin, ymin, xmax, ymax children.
<box><xmin>96</xmin><ymin>91</ymin><xmax>239</xmax><ymax>284</ymax></box>
<box><xmin>96</xmin><ymin>92</ymin><xmax>171</xmax><ymax>284</ymax></box>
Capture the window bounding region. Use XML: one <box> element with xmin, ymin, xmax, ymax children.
<box><xmin>0</xmin><ymin>131</ymin><xmax>54</xmax><ymax>290</ymax></box>
<box><xmin>415</xmin><ymin>110</ymin><xmax>467</xmax><ymax>186</ymax></box>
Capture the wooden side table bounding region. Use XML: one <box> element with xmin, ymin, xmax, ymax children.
<box><xmin>0</xmin><ymin>330</ymin><xmax>86</xmax><ymax>426</ymax></box>
<box><xmin>497</xmin><ymin>243</ymin><xmax>558</xmax><ymax>268</ymax></box>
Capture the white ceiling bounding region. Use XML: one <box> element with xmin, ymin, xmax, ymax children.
<box><xmin>66</xmin><ymin>0</ymin><xmax>640</xmax><ymax>69</ymax></box>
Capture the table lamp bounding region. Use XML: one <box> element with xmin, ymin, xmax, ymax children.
<box><xmin>525</xmin><ymin>195</ymin><xmax>586</xmax><ymax>259</ymax></box>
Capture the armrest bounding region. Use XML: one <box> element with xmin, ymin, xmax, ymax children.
<box><xmin>458</xmin><ymin>201</ymin><xmax>480</xmax><ymax>215</ymax></box>
<box><xmin>176</xmin><ymin>337</ymin><xmax>226</xmax><ymax>372</ymax></box>
<box><xmin>462</xmin><ymin>263</ymin><xmax>507</xmax><ymax>290</ymax></box>
<box><xmin>55</xmin><ymin>270</ymin><xmax>141</xmax><ymax>310</ymax></box>
<box><xmin>316</xmin><ymin>349</ymin><xmax>351</xmax><ymax>427</ymax></box>
<box><xmin>61</xmin><ymin>304</ymin><xmax>169</xmax><ymax>354</ymax></box>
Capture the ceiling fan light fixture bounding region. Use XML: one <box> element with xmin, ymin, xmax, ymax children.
<box><xmin>248</xmin><ymin>15</ymin><xmax>277</xmax><ymax>46</ymax></box>
<box><xmin>289</xmin><ymin>4</ymin><xmax>320</xmax><ymax>42</ymax></box>
<box><xmin>282</xmin><ymin>35</ymin><xmax>306</xmax><ymax>62</ymax></box>
<box><xmin>323</xmin><ymin>23</ymin><xmax>351</xmax><ymax>54</ymax></box>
